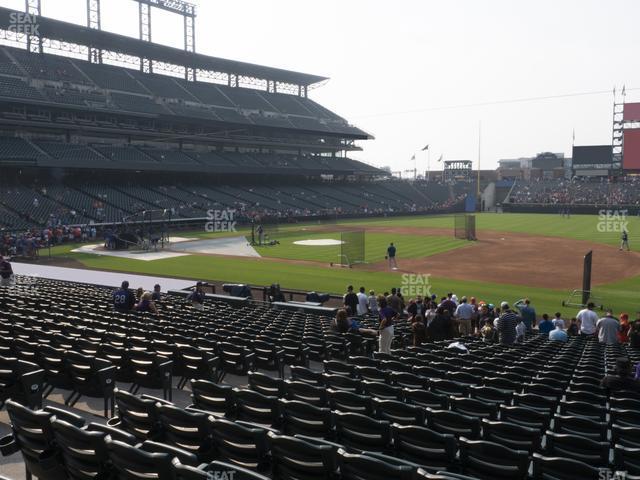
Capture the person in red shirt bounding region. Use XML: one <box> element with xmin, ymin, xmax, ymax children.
<box><xmin>618</xmin><ymin>313</ymin><xmax>631</xmax><ymax>343</ymax></box>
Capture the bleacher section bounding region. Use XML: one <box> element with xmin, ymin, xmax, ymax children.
<box><xmin>509</xmin><ymin>178</ymin><xmax>640</xmax><ymax>206</ymax></box>
<box><xmin>0</xmin><ymin>137</ymin><xmax>44</xmax><ymax>160</ymax></box>
<box><xmin>1</xmin><ymin>276</ymin><xmax>639</xmax><ymax>480</ymax></box>
<box><xmin>0</xmin><ymin>136</ymin><xmax>378</xmax><ymax>175</ymax></box>
<box><xmin>0</xmin><ymin>185</ymin><xmax>93</xmax><ymax>226</ymax></box>
<box><xmin>0</xmin><ymin>76</ymin><xmax>44</xmax><ymax>101</ymax></box>
<box><xmin>34</xmin><ymin>141</ymin><xmax>106</xmax><ymax>165</ymax></box>
<box><xmin>92</xmin><ymin>145</ymin><xmax>156</xmax><ymax>163</ymax></box>
<box><xmin>5</xmin><ymin>47</ymin><xmax>90</xmax><ymax>84</ymax></box>
<box><xmin>0</xmin><ymin>45</ymin><xmax>367</xmax><ymax>137</ymax></box>
<box><xmin>0</xmin><ymin>177</ymin><xmax>464</xmax><ymax>227</ymax></box>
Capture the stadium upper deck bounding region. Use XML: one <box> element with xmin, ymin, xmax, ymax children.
<box><xmin>0</xmin><ymin>5</ymin><xmax>374</xmax><ymax>176</ymax></box>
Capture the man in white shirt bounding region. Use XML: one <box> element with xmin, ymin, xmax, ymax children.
<box><xmin>357</xmin><ymin>286</ymin><xmax>369</xmax><ymax>316</ymax></box>
<box><xmin>577</xmin><ymin>302</ymin><xmax>599</xmax><ymax>336</ymax></box>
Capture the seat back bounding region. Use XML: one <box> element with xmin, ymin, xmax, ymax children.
<box><xmin>373</xmin><ymin>399</ymin><xmax>425</xmax><ymax>426</ymax></box>
<box><xmin>249</xmin><ymin>371</ymin><xmax>285</xmax><ymax>397</ymax></box>
<box><xmin>552</xmin><ymin>414</ymin><xmax>608</xmax><ymax>441</ymax></box>
<box><xmin>51</xmin><ymin>418</ymin><xmax>135</xmax><ymax>480</ymax></box>
<box><xmin>324</xmin><ymin>361</ymin><xmax>357</xmax><ymax>377</ymax></box>
<box><xmin>614</xmin><ymin>444</ymin><xmax>640</xmax><ymax>476</ymax></box>
<box><xmin>278</xmin><ymin>399</ymin><xmax>333</xmax><ymax>438</ymax></box>
<box><xmin>0</xmin><ymin>356</ymin><xmax>45</xmax><ymax>409</ymax></box>
<box><xmin>337</xmin><ymin>449</ymin><xmax>418</xmax><ymax>480</ymax></box>
<box><xmin>108</xmin><ymin>389</ymin><xmax>160</xmax><ymax>440</ymax></box>
<box><xmin>321</xmin><ymin>373</ymin><xmax>362</xmax><ymax>393</ymax></box>
<box><xmin>458</xmin><ymin>437</ymin><xmax>529</xmax><ymax>480</ymax></box>
<box><xmin>156</xmin><ymin>404</ymin><xmax>213</xmax><ymax>461</ymax></box>
<box><xmin>481</xmin><ymin>419</ymin><xmax>541</xmax><ymax>453</ymax></box>
<box><xmin>361</xmin><ymin>381</ymin><xmax>403</xmax><ymax>401</ymax></box>
<box><xmin>390</xmin><ymin>372</ymin><xmax>428</xmax><ymax>390</ymax></box>
<box><xmin>106</xmin><ymin>438</ymin><xmax>177</xmax><ymax>480</ymax></box>
<box><xmin>333</xmin><ymin>411</ymin><xmax>391</xmax><ymax>452</ymax></box>
<box><xmin>5</xmin><ymin>400</ymin><xmax>68</xmax><ymax>480</ymax></box>
<box><xmin>403</xmin><ymin>389</ymin><xmax>448</xmax><ymax>410</ymax></box>
<box><xmin>425</xmin><ymin>409</ymin><xmax>481</xmax><ymax>439</ymax></box>
<box><xmin>545</xmin><ymin>430</ymin><xmax>610</xmax><ymax>466</ymax></box>
<box><xmin>269</xmin><ymin>432</ymin><xmax>339</xmax><ymax>480</ymax></box>
<box><xmin>391</xmin><ymin>424</ymin><xmax>457</xmax><ymax>471</ymax></box>
<box><xmin>232</xmin><ymin>389</ymin><xmax>280</xmax><ymax>426</ymax></box>
<box><xmin>531</xmin><ymin>453</ymin><xmax>603</xmax><ymax>480</ymax></box>
<box><xmin>327</xmin><ymin>389</ymin><xmax>374</xmax><ymax>416</ymax></box>
<box><xmin>190</xmin><ymin>379</ymin><xmax>234</xmax><ymax>417</ymax></box>
<box><xmin>284</xmin><ymin>380</ymin><xmax>328</xmax><ymax>407</ymax></box>
<box><xmin>499</xmin><ymin>406</ymin><xmax>550</xmax><ymax>432</ymax></box>
<box><xmin>209</xmin><ymin>417</ymin><xmax>270</xmax><ymax>471</ymax></box>
<box><xmin>290</xmin><ymin>366</ymin><xmax>324</xmax><ymax>385</ymax></box>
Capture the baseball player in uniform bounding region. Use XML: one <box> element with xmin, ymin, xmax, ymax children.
<box><xmin>620</xmin><ymin>230</ymin><xmax>630</xmax><ymax>251</ymax></box>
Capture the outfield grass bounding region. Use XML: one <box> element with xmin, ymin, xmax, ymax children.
<box><xmin>253</xmin><ymin>231</ymin><xmax>469</xmax><ymax>263</ymax></box>
<box><xmin>183</xmin><ymin>212</ymin><xmax>638</xmax><ymax>247</ymax></box>
<box><xmin>338</xmin><ymin>212</ymin><xmax>639</xmax><ymax>247</ymax></box>
<box><xmin>45</xmin><ymin>212</ymin><xmax>640</xmax><ymax>317</ymax></box>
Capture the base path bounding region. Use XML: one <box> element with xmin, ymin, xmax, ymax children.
<box><xmin>364</xmin><ymin>228</ymin><xmax>640</xmax><ymax>289</ymax></box>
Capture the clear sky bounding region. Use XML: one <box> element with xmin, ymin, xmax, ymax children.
<box><xmin>2</xmin><ymin>0</ymin><xmax>639</xmax><ymax>172</ymax></box>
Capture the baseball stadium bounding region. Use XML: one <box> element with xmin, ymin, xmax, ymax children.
<box><xmin>1</xmin><ymin>2</ymin><xmax>640</xmax><ymax>480</ymax></box>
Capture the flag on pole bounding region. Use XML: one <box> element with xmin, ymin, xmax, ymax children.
<box><xmin>622</xmin><ymin>85</ymin><xmax>626</xmax><ymax>96</ymax></box>
<box><xmin>437</xmin><ymin>155</ymin><xmax>443</xmax><ymax>163</ymax></box>
<box><xmin>421</xmin><ymin>144</ymin><xmax>429</xmax><ymax>151</ymax></box>
<box><xmin>572</xmin><ymin>129</ymin><xmax>575</xmax><ymax>145</ymax></box>
<box><xmin>411</xmin><ymin>154</ymin><xmax>416</xmax><ymax>161</ymax></box>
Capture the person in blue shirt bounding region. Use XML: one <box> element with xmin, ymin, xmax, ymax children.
<box><xmin>135</xmin><ymin>291</ymin><xmax>158</xmax><ymax>314</ymax></box>
<box><xmin>549</xmin><ymin>324</ymin><xmax>568</xmax><ymax>342</ymax></box>
<box><xmin>386</xmin><ymin>242</ymin><xmax>398</xmax><ymax>270</ymax></box>
<box><xmin>188</xmin><ymin>281</ymin><xmax>206</xmax><ymax>310</ymax></box>
<box><xmin>515</xmin><ymin>298</ymin><xmax>537</xmax><ymax>332</ymax></box>
<box><xmin>538</xmin><ymin>313</ymin><xmax>554</xmax><ymax>335</ymax></box>
<box><xmin>113</xmin><ymin>280</ymin><xmax>135</xmax><ymax>312</ymax></box>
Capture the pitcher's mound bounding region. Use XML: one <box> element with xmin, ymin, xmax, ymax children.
<box><xmin>293</xmin><ymin>239</ymin><xmax>344</xmax><ymax>246</ymax></box>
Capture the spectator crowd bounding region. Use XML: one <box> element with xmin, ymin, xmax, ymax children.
<box><xmin>510</xmin><ymin>176</ymin><xmax>640</xmax><ymax>206</ymax></box>
<box><xmin>336</xmin><ymin>285</ymin><xmax>640</xmax><ymax>356</ymax></box>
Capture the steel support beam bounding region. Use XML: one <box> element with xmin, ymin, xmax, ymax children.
<box><xmin>87</xmin><ymin>0</ymin><xmax>102</xmax><ymax>63</ymax></box>
<box><xmin>184</xmin><ymin>14</ymin><xmax>195</xmax><ymax>80</ymax></box>
<box><xmin>139</xmin><ymin>1</ymin><xmax>152</xmax><ymax>73</ymax></box>
<box><xmin>25</xmin><ymin>0</ymin><xmax>41</xmax><ymax>53</ymax></box>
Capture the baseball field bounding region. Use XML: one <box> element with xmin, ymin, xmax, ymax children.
<box><xmin>45</xmin><ymin>212</ymin><xmax>640</xmax><ymax>318</ymax></box>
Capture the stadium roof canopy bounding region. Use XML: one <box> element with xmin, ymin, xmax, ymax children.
<box><xmin>0</xmin><ymin>6</ymin><xmax>328</xmax><ymax>87</ymax></box>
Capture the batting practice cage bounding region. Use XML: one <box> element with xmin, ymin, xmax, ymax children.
<box><xmin>333</xmin><ymin>229</ymin><xmax>365</xmax><ymax>267</ymax></box>
<box><xmin>252</xmin><ymin>222</ymin><xmax>280</xmax><ymax>246</ymax></box>
<box><xmin>121</xmin><ymin>209</ymin><xmax>172</xmax><ymax>250</ymax></box>
<box><xmin>454</xmin><ymin>214</ymin><xmax>477</xmax><ymax>241</ymax></box>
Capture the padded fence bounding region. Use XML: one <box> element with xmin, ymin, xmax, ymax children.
<box><xmin>454</xmin><ymin>214</ymin><xmax>477</xmax><ymax>241</ymax></box>
<box><xmin>340</xmin><ymin>230</ymin><xmax>365</xmax><ymax>266</ymax></box>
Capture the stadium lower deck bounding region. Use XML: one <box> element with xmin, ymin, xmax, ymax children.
<box><xmin>1</xmin><ymin>275</ymin><xmax>639</xmax><ymax>480</ymax></box>
<box><xmin>0</xmin><ymin>178</ymin><xmax>465</xmax><ymax>231</ymax></box>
